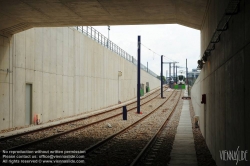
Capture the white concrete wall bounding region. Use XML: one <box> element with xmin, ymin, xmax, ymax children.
<box><xmin>0</xmin><ymin>27</ymin><xmax>160</xmax><ymax>130</ymax></box>
<box><xmin>191</xmin><ymin>0</ymin><xmax>249</xmax><ymax>165</ymax></box>
<box><xmin>0</xmin><ymin>35</ymin><xmax>13</xmax><ymax>130</ymax></box>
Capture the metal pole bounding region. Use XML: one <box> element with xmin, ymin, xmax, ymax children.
<box><xmin>176</xmin><ymin>65</ymin><xmax>177</xmax><ymax>83</ymax></box>
<box><xmin>187</xmin><ymin>67</ymin><xmax>189</xmax><ymax>96</ymax></box>
<box><xmin>108</xmin><ymin>25</ymin><xmax>110</xmax><ymax>40</ymax></box>
<box><xmin>186</xmin><ymin>59</ymin><xmax>189</xmax><ymax>95</ymax></box>
<box><xmin>137</xmin><ymin>36</ymin><xmax>141</xmax><ymax>114</ymax></box>
<box><xmin>173</xmin><ymin>63</ymin><xmax>175</xmax><ymax>83</ymax></box>
<box><xmin>91</xmin><ymin>27</ymin><xmax>92</xmax><ymax>38</ymax></box>
<box><xmin>118</xmin><ymin>75</ymin><xmax>119</xmax><ymax>103</ymax></box>
<box><xmin>161</xmin><ymin>55</ymin><xmax>163</xmax><ymax>98</ymax></box>
<box><xmin>166</xmin><ymin>70</ymin><xmax>168</xmax><ymax>83</ymax></box>
<box><xmin>186</xmin><ymin>59</ymin><xmax>187</xmax><ymax>84</ymax></box>
<box><xmin>186</xmin><ymin>59</ymin><xmax>188</xmax><ymax>85</ymax></box>
<box><xmin>147</xmin><ymin>62</ymin><xmax>148</xmax><ymax>72</ymax></box>
<box><xmin>169</xmin><ymin>63</ymin><xmax>171</xmax><ymax>78</ymax></box>
<box><xmin>108</xmin><ymin>25</ymin><xmax>110</xmax><ymax>47</ymax></box>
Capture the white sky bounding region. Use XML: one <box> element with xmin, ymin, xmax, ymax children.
<box><xmin>93</xmin><ymin>24</ymin><xmax>200</xmax><ymax>77</ymax></box>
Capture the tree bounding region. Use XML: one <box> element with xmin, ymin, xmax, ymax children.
<box><xmin>157</xmin><ymin>75</ymin><xmax>166</xmax><ymax>82</ymax></box>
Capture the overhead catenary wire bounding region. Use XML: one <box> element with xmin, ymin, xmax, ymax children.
<box><xmin>112</xmin><ymin>39</ymin><xmax>177</xmax><ymax>63</ymax></box>
<box><xmin>141</xmin><ymin>43</ymin><xmax>178</xmax><ymax>63</ymax></box>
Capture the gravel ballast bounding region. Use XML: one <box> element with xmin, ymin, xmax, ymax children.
<box><xmin>189</xmin><ymin>101</ymin><xmax>217</xmax><ymax>166</ymax></box>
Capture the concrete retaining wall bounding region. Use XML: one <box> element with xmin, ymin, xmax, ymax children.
<box><xmin>0</xmin><ymin>27</ymin><xmax>160</xmax><ymax>130</ymax></box>
<box><xmin>191</xmin><ymin>0</ymin><xmax>249</xmax><ymax>165</ymax></box>
<box><xmin>0</xmin><ymin>35</ymin><xmax>13</xmax><ymax>130</ymax></box>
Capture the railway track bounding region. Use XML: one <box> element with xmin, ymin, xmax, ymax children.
<box><xmin>0</xmin><ymin>86</ymin><xmax>168</xmax><ymax>152</ymax></box>
<box><xmin>130</xmin><ymin>90</ymin><xmax>183</xmax><ymax>166</ymax></box>
<box><xmin>64</xmin><ymin>90</ymin><xmax>182</xmax><ymax>166</ymax></box>
<box><xmin>15</xmin><ymin>90</ymin><xmax>173</xmax><ymax>154</ymax></box>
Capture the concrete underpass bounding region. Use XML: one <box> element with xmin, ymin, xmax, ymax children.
<box><xmin>0</xmin><ymin>0</ymin><xmax>249</xmax><ymax>166</ymax></box>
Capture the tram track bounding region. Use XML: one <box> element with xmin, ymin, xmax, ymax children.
<box><xmin>20</xmin><ymin>90</ymin><xmax>173</xmax><ymax>154</ymax></box>
<box><xmin>62</xmin><ymin>90</ymin><xmax>182</xmax><ymax>166</ymax></box>
<box><xmin>0</xmin><ymin>86</ymin><xmax>169</xmax><ymax>152</ymax></box>
<box><xmin>130</xmin><ymin>90</ymin><xmax>183</xmax><ymax>166</ymax></box>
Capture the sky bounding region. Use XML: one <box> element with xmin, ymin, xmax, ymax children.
<box><xmin>92</xmin><ymin>24</ymin><xmax>200</xmax><ymax>77</ymax></box>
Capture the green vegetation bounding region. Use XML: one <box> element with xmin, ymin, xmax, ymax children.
<box><xmin>157</xmin><ymin>76</ymin><xmax>166</xmax><ymax>82</ymax></box>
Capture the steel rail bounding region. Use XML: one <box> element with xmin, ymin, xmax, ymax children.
<box><xmin>0</xmin><ymin>86</ymin><xmax>167</xmax><ymax>142</ymax></box>
<box><xmin>58</xmin><ymin>90</ymin><xmax>177</xmax><ymax>166</ymax></box>
<box><xmin>1</xmin><ymin>87</ymin><xmax>169</xmax><ymax>152</ymax></box>
<box><xmin>130</xmin><ymin>90</ymin><xmax>182</xmax><ymax>166</ymax></box>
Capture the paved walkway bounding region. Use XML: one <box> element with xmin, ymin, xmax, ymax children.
<box><xmin>169</xmin><ymin>92</ymin><xmax>197</xmax><ymax>166</ymax></box>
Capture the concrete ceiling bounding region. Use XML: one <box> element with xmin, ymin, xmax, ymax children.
<box><xmin>0</xmin><ymin>0</ymin><xmax>208</xmax><ymax>36</ymax></box>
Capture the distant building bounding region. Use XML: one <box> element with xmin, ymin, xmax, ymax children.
<box><xmin>187</xmin><ymin>69</ymin><xmax>200</xmax><ymax>79</ymax></box>
<box><xmin>187</xmin><ymin>69</ymin><xmax>200</xmax><ymax>86</ymax></box>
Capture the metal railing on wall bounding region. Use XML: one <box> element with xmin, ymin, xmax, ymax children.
<box><xmin>74</xmin><ymin>26</ymin><xmax>158</xmax><ymax>78</ymax></box>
